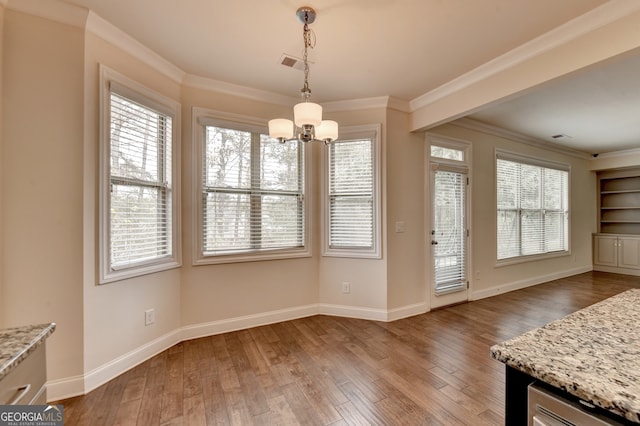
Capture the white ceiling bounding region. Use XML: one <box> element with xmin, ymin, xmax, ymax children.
<box><xmin>50</xmin><ymin>0</ymin><xmax>640</xmax><ymax>154</ymax></box>
<box><xmin>468</xmin><ymin>50</ymin><xmax>640</xmax><ymax>155</ymax></box>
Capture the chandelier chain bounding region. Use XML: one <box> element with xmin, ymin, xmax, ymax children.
<box><xmin>301</xmin><ymin>18</ymin><xmax>315</xmax><ymax>100</ymax></box>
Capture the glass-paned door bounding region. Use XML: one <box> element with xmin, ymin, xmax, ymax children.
<box><xmin>431</xmin><ymin>165</ymin><xmax>468</xmax><ymax>308</ymax></box>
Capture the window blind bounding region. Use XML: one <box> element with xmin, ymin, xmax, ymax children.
<box><xmin>109</xmin><ymin>92</ymin><xmax>173</xmax><ymax>268</ymax></box>
<box><xmin>202</xmin><ymin>126</ymin><xmax>304</xmax><ymax>254</ymax></box>
<box><xmin>328</xmin><ymin>139</ymin><xmax>374</xmax><ymax>249</ymax></box>
<box><xmin>496</xmin><ymin>154</ymin><xmax>568</xmax><ymax>260</ymax></box>
<box><xmin>433</xmin><ymin>169</ymin><xmax>466</xmax><ymax>293</ymax></box>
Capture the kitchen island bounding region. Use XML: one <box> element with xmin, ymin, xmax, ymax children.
<box><xmin>491</xmin><ymin>289</ymin><xmax>640</xmax><ymax>424</ymax></box>
<box><xmin>0</xmin><ymin>323</ymin><xmax>56</xmax><ymax>404</ymax></box>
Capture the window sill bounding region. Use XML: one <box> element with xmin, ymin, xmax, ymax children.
<box><xmin>322</xmin><ymin>248</ymin><xmax>382</xmax><ymax>259</ymax></box>
<box><xmin>100</xmin><ymin>258</ymin><xmax>181</xmax><ymax>284</ymax></box>
<box><xmin>193</xmin><ymin>247</ymin><xmax>311</xmax><ymax>265</ymax></box>
<box><xmin>495</xmin><ymin>250</ymin><xmax>570</xmax><ymax>268</ymax></box>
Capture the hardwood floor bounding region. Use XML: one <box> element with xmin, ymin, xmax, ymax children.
<box><xmin>55</xmin><ymin>271</ymin><xmax>640</xmax><ymax>425</ymax></box>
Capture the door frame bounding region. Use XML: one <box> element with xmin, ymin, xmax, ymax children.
<box><xmin>425</xmin><ymin>134</ymin><xmax>473</xmax><ymax>310</ymax></box>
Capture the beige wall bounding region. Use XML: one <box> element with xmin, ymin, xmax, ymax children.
<box><xmin>179</xmin><ymin>86</ymin><xmax>321</xmax><ymax>327</ymax></box>
<box><xmin>1</xmin><ymin>2</ymin><xmax>629</xmax><ymax>402</ymax></box>
<box><xmin>0</xmin><ymin>3</ymin><xmax>5</xmax><ymax>329</ymax></box>
<box><xmin>430</xmin><ymin>123</ymin><xmax>596</xmax><ymax>299</ymax></box>
<box><xmin>386</xmin><ymin>108</ymin><xmax>426</xmax><ymax>310</ymax></box>
<box><xmin>82</xmin><ymin>32</ymin><xmax>183</xmax><ymax>374</ymax></box>
<box><xmin>2</xmin><ymin>10</ymin><xmax>85</xmax><ymax>382</ymax></box>
<box><xmin>591</xmin><ymin>152</ymin><xmax>640</xmax><ymax>171</ymax></box>
<box><xmin>318</xmin><ymin>108</ymin><xmax>389</xmax><ymax>312</ymax></box>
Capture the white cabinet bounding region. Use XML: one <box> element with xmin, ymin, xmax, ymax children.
<box><xmin>0</xmin><ymin>343</ymin><xmax>46</xmax><ymax>405</ymax></box>
<box><xmin>593</xmin><ymin>234</ymin><xmax>640</xmax><ymax>275</ymax></box>
<box><xmin>595</xmin><ymin>168</ymin><xmax>640</xmax><ymax>276</ymax></box>
<box><xmin>618</xmin><ymin>236</ymin><xmax>640</xmax><ymax>269</ymax></box>
<box><xmin>593</xmin><ymin>234</ymin><xmax>618</xmax><ymax>267</ymax></box>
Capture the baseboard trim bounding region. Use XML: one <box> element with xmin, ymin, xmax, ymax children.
<box><xmin>593</xmin><ymin>265</ymin><xmax>640</xmax><ymax>277</ymax></box>
<box><xmin>180</xmin><ymin>304</ymin><xmax>319</xmax><ymax>341</ymax></box>
<box><xmin>47</xmin><ymin>329</ymin><xmax>183</xmax><ymax>402</ymax></box>
<box><xmin>386</xmin><ymin>302</ymin><xmax>429</xmax><ymax>321</ymax></box>
<box><xmin>43</xmin><ymin>300</ymin><xmax>443</xmax><ymax>401</ymax></box>
<box><xmin>46</xmin><ymin>374</ymin><xmax>85</xmax><ymax>402</ymax></box>
<box><xmin>470</xmin><ymin>265</ymin><xmax>593</xmax><ymax>301</ymax></box>
<box><xmin>318</xmin><ymin>303</ymin><xmax>388</xmax><ymax>321</ymax></box>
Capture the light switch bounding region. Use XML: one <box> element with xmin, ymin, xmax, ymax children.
<box><xmin>395</xmin><ymin>221</ymin><xmax>406</xmax><ymax>233</ymax></box>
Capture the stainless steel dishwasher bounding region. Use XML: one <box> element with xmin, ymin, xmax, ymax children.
<box><xmin>528</xmin><ymin>384</ymin><xmax>626</xmax><ymax>426</ymax></box>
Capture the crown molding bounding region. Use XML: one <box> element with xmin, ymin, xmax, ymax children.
<box><xmin>182</xmin><ymin>74</ymin><xmax>298</xmax><ymax>106</ymax></box>
<box><xmin>452</xmin><ymin>117</ymin><xmax>591</xmax><ymax>160</ymax></box>
<box><xmin>86</xmin><ymin>11</ymin><xmax>185</xmax><ymax>84</ymax></box>
<box><xmin>595</xmin><ymin>146</ymin><xmax>640</xmax><ymax>159</ymax></box>
<box><xmin>183</xmin><ymin>75</ymin><xmax>407</xmax><ymax>113</ymax></box>
<box><xmin>4</xmin><ymin>0</ymin><xmax>409</xmax><ymax>114</ymax></box>
<box><xmin>409</xmin><ymin>0</ymin><xmax>640</xmax><ymax>112</ymax></box>
<box><xmin>323</xmin><ymin>96</ymin><xmax>409</xmax><ymax>113</ymax></box>
<box><xmin>386</xmin><ymin>96</ymin><xmax>411</xmax><ymax>113</ymax></box>
<box><xmin>4</xmin><ymin>1</ymin><xmax>186</xmax><ymax>84</ymax></box>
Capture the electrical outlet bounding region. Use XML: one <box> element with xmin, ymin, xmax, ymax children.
<box><xmin>341</xmin><ymin>282</ymin><xmax>350</xmax><ymax>294</ymax></box>
<box><xmin>145</xmin><ymin>309</ymin><xmax>155</xmax><ymax>326</ymax></box>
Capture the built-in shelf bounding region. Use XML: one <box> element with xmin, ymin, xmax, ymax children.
<box><xmin>598</xmin><ymin>169</ymin><xmax>640</xmax><ymax>235</ymax></box>
<box><xmin>601</xmin><ymin>190</ymin><xmax>640</xmax><ymax>194</ymax></box>
<box><xmin>601</xmin><ymin>206</ymin><xmax>640</xmax><ymax>209</ymax></box>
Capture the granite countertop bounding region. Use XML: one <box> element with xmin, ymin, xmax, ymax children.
<box><xmin>0</xmin><ymin>323</ymin><xmax>56</xmax><ymax>381</ymax></box>
<box><xmin>490</xmin><ymin>289</ymin><xmax>640</xmax><ymax>423</ymax></box>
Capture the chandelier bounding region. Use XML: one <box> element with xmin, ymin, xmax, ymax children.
<box><xmin>269</xmin><ymin>6</ymin><xmax>338</xmax><ymax>144</ymax></box>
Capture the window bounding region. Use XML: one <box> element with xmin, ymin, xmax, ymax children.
<box><xmin>428</xmin><ymin>134</ymin><xmax>471</xmax><ymax>297</ymax></box>
<box><xmin>429</xmin><ymin>135</ymin><xmax>468</xmax><ymax>162</ymax></box>
<box><xmin>99</xmin><ymin>66</ymin><xmax>181</xmax><ymax>283</ymax></box>
<box><xmin>194</xmin><ymin>109</ymin><xmax>308</xmax><ymax>264</ymax></box>
<box><xmin>431</xmin><ymin>145</ymin><xmax>464</xmax><ymax>161</ymax></box>
<box><xmin>323</xmin><ymin>125</ymin><xmax>381</xmax><ymax>258</ymax></box>
<box><xmin>496</xmin><ymin>151</ymin><xmax>569</xmax><ymax>262</ymax></box>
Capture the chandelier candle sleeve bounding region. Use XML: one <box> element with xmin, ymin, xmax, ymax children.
<box><xmin>315</xmin><ymin>120</ymin><xmax>338</xmax><ymax>141</ymax></box>
<box><xmin>268</xmin><ymin>118</ymin><xmax>294</xmax><ymax>140</ymax></box>
<box><xmin>294</xmin><ymin>102</ymin><xmax>322</xmax><ymax>127</ymax></box>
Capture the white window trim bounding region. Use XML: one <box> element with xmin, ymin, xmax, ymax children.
<box><xmin>192</xmin><ymin>107</ymin><xmax>311</xmax><ymax>265</ymax></box>
<box><xmin>494</xmin><ymin>149</ymin><xmax>571</xmax><ymax>267</ymax></box>
<box><xmin>426</xmin><ymin>133</ymin><xmax>473</xmax><ymax>295</ymax></box>
<box><xmin>322</xmin><ymin>124</ymin><xmax>382</xmax><ymax>259</ymax></box>
<box><xmin>99</xmin><ymin>64</ymin><xmax>182</xmax><ymax>284</ymax></box>
<box><xmin>428</xmin><ymin>133</ymin><xmax>471</xmax><ymax>165</ymax></box>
